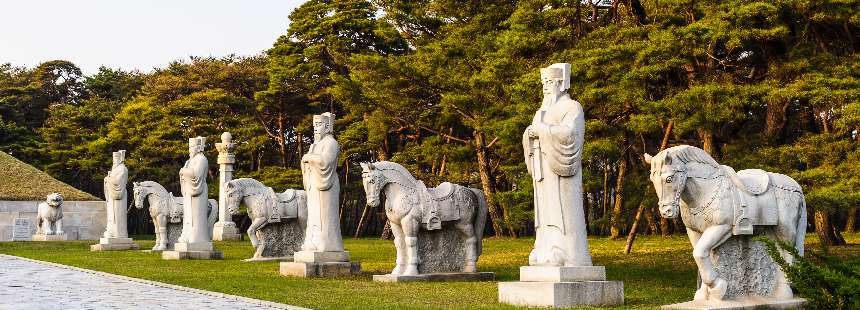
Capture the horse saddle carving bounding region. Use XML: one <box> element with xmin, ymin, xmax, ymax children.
<box><xmin>723</xmin><ymin>166</ymin><xmax>777</xmax><ymax>235</ymax></box>
<box><xmin>268</xmin><ymin>187</ymin><xmax>299</xmax><ymax>222</ymax></box>
<box><xmin>418</xmin><ymin>181</ymin><xmax>461</xmax><ymax>230</ymax></box>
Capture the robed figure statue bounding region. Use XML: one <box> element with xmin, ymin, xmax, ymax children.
<box><xmin>301</xmin><ymin>112</ymin><xmax>343</xmax><ymax>252</ymax></box>
<box><xmin>179</xmin><ymin>136</ymin><xmax>210</xmax><ymax>243</ymax></box>
<box><xmin>103</xmin><ymin>150</ymin><xmax>129</xmax><ymax>238</ymax></box>
<box><xmin>523</xmin><ymin>63</ymin><xmax>592</xmax><ymax>267</ymax></box>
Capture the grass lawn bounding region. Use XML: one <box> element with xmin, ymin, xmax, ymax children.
<box><xmin>0</xmin><ymin>234</ymin><xmax>857</xmax><ymax>309</ymax></box>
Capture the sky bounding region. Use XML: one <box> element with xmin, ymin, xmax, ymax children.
<box><xmin>0</xmin><ymin>0</ymin><xmax>306</xmax><ymax>75</ymax></box>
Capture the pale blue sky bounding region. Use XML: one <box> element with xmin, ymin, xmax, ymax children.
<box><xmin>0</xmin><ymin>0</ymin><xmax>306</xmax><ymax>74</ymax></box>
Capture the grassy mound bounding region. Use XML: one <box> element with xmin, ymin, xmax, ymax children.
<box><xmin>0</xmin><ymin>235</ymin><xmax>857</xmax><ymax>309</ymax></box>
<box><xmin>0</xmin><ymin>151</ymin><xmax>97</xmax><ymax>201</ymax></box>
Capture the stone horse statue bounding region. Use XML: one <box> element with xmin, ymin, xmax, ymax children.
<box><xmin>132</xmin><ymin>181</ymin><xmax>218</xmax><ymax>251</ymax></box>
<box><xmin>360</xmin><ymin>161</ymin><xmax>488</xmax><ymax>276</ymax></box>
<box><xmin>36</xmin><ymin>193</ymin><xmax>65</xmax><ymax>235</ymax></box>
<box><xmin>225</xmin><ymin>178</ymin><xmax>308</xmax><ymax>259</ymax></box>
<box><xmin>644</xmin><ymin>145</ymin><xmax>806</xmax><ymax>302</ymax></box>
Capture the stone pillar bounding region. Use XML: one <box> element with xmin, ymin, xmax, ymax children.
<box><xmin>212</xmin><ymin>132</ymin><xmax>241</xmax><ymax>241</ymax></box>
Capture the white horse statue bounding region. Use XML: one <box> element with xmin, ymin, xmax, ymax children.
<box><xmin>36</xmin><ymin>193</ymin><xmax>65</xmax><ymax>235</ymax></box>
<box><xmin>225</xmin><ymin>178</ymin><xmax>308</xmax><ymax>259</ymax></box>
<box><xmin>132</xmin><ymin>181</ymin><xmax>218</xmax><ymax>251</ymax></box>
<box><xmin>360</xmin><ymin>161</ymin><xmax>488</xmax><ymax>276</ymax></box>
<box><xmin>644</xmin><ymin>145</ymin><xmax>806</xmax><ymax>301</ymax></box>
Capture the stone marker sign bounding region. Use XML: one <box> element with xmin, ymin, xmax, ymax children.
<box><xmin>13</xmin><ymin>218</ymin><xmax>32</xmax><ymax>241</ymax></box>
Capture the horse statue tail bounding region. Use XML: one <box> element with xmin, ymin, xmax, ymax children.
<box><xmin>795</xmin><ymin>195</ymin><xmax>807</xmax><ymax>257</ymax></box>
<box><xmin>469</xmin><ymin>188</ymin><xmax>488</xmax><ymax>257</ymax></box>
<box><xmin>207</xmin><ymin>199</ymin><xmax>219</xmax><ymax>228</ymax></box>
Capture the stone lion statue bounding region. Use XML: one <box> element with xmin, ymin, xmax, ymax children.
<box><xmin>36</xmin><ymin>193</ymin><xmax>65</xmax><ymax>235</ymax></box>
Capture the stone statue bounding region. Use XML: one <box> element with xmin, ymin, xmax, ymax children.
<box><xmin>300</xmin><ymin>112</ymin><xmax>342</xmax><ymax>252</ymax></box>
<box><xmin>645</xmin><ymin>145</ymin><xmax>807</xmax><ymax>308</ymax></box>
<box><xmin>178</xmin><ymin>136</ymin><xmax>211</xmax><ymax>244</ymax></box>
<box><xmin>281</xmin><ymin>113</ymin><xmax>360</xmax><ymax>277</ymax></box>
<box><xmin>102</xmin><ymin>150</ymin><xmax>129</xmax><ymax>239</ymax></box>
<box><xmin>225</xmin><ymin>178</ymin><xmax>308</xmax><ymax>261</ymax></box>
<box><xmin>360</xmin><ymin>161</ymin><xmax>492</xmax><ymax>282</ymax></box>
<box><xmin>35</xmin><ymin>193</ymin><xmax>65</xmax><ymax>236</ymax></box>
<box><xmin>163</xmin><ymin>136</ymin><xmax>222</xmax><ymax>260</ymax></box>
<box><xmin>499</xmin><ymin>63</ymin><xmax>623</xmax><ymax>308</ymax></box>
<box><xmin>91</xmin><ymin>150</ymin><xmax>139</xmax><ymax>251</ymax></box>
<box><xmin>522</xmin><ymin>63</ymin><xmax>590</xmax><ymax>267</ymax></box>
<box><xmin>133</xmin><ymin>181</ymin><xmax>217</xmax><ymax>251</ymax></box>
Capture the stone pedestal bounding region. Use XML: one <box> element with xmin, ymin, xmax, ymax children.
<box><xmin>90</xmin><ymin>237</ymin><xmax>140</xmax><ymax>251</ymax></box>
<box><xmin>161</xmin><ymin>242</ymin><xmax>223</xmax><ymax>260</ymax></box>
<box><xmin>662</xmin><ymin>297</ymin><xmax>806</xmax><ymax>309</ymax></box>
<box><xmin>243</xmin><ymin>221</ymin><xmax>303</xmax><ymax>262</ymax></box>
<box><xmin>280</xmin><ymin>250</ymin><xmax>361</xmax><ymax>278</ymax></box>
<box><xmin>374</xmin><ymin>272</ymin><xmax>494</xmax><ymax>282</ymax></box>
<box><xmin>212</xmin><ymin>222</ymin><xmax>241</xmax><ymax>241</ymax></box>
<box><xmin>31</xmin><ymin>234</ymin><xmax>67</xmax><ymax>241</ymax></box>
<box><xmin>498</xmin><ymin>265</ymin><xmax>624</xmax><ymax>308</ymax></box>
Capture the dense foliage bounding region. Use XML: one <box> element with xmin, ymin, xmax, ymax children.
<box><xmin>1</xmin><ymin>0</ymin><xmax>858</xmax><ymax>241</ymax></box>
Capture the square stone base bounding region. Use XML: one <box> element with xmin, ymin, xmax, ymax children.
<box><xmin>90</xmin><ymin>238</ymin><xmax>140</xmax><ymax>251</ymax></box>
<box><xmin>373</xmin><ymin>272</ymin><xmax>495</xmax><ymax>282</ymax></box>
<box><xmin>31</xmin><ymin>234</ymin><xmax>67</xmax><ymax>241</ymax></box>
<box><xmin>293</xmin><ymin>250</ymin><xmax>350</xmax><ymax>263</ymax></box>
<box><xmin>242</xmin><ymin>256</ymin><xmax>293</xmax><ymax>262</ymax></box>
<box><xmin>161</xmin><ymin>250</ymin><xmax>223</xmax><ymax>260</ymax></box>
<box><xmin>662</xmin><ymin>297</ymin><xmax>806</xmax><ymax>309</ymax></box>
<box><xmin>498</xmin><ymin>281</ymin><xmax>624</xmax><ymax>307</ymax></box>
<box><xmin>280</xmin><ymin>261</ymin><xmax>361</xmax><ymax>278</ymax></box>
<box><xmin>173</xmin><ymin>241</ymin><xmax>213</xmax><ymax>252</ymax></box>
<box><xmin>212</xmin><ymin>222</ymin><xmax>242</xmax><ymax>241</ymax></box>
<box><xmin>520</xmin><ymin>265</ymin><xmax>606</xmax><ymax>282</ymax></box>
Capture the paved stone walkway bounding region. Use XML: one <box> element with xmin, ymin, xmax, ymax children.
<box><xmin>0</xmin><ymin>254</ymin><xmax>305</xmax><ymax>310</ymax></box>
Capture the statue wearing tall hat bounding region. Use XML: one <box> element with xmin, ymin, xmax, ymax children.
<box><xmin>179</xmin><ymin>136</ymin><xmax>211</xmax><ymax>243</ymax></box>
<box><xmin>523</xmin><ymin>63</ymin><xmax>591</xmax><ymax>267</ymax></box>
<box><xmin>300</xmin><ymin>112</ymin><xmax>343</xmax><ymax>252</ymax></box>
<box><xmin>103</xmin><ymin>150</ymin><xmax>129</xmax><ymax>238</ymax></box>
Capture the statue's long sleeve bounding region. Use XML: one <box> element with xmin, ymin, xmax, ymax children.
<box><xmin>308</xmin><ymin>137</ymin><xmax>339</xmax><ymax>191</ymax></box>
<box><xmin>106</xmin><ymin>165</ymin><xmax>128</xmax><ymax>200</ymax></box>
<box><xmin>180</xmin><ymin>156</ymin><xmax>208</xmax><ymax>197</ymax></box>
<box><xmin>540</xmin><ymin>108</ymin><xmax>583</xmax><ymax>177</ymax></box>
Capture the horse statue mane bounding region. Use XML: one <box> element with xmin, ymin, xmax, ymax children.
<box><xmin>369</xmin><ymin>161</ymin><xmax>418</xmax><ymax>184</ymax></box>
<box><xmin>226</xmin><ymin>178</ymin><xmax>268</xmax><ymax>197</ymax></box>
<box><xmin>652</xmin><ymin>145</ymin><xmax>721</xmax><ymax>168</ymax></box>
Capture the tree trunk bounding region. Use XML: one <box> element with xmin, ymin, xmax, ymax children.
<box><xmin>610</xmin><ymin>153</ymin><xmax>627</xmax><ymax>239</ymax></box>
<box><xmin>660</xmin><ymin>213</ymin><xmax>672</xmax><ymax>237</ymax></box>
<box><xmin>380</xmin><ymin>220</ymin><xmax>392</xmax><ymax>240</ymax></box>
<box><xmin>845</xmin><ymin>208</ymin><xmax>857</xmax><ymax>233</ymax></box>
<box><xmin>602</xmin><ymin>163</ymin><xmax>611</xmax><ymax>235</ymax></box>
<box><xmin>698</xmin><ymin>128</ymin><xmax>717</xmax><ymax>158</ymax></box>
<box><xmin>765</xmin><ymin>100</ymin><xmax>790</xmax><ymax>144</ymax></box>
<box><xmin>645</xmin><ymin>205</ymin><xmax>658</xmax><ymax>235</ymax></box>
<box><xmin>277</xmin><ymin>115</ymin><xmax>289</xmax><ymax>167</ymax></box>
<box><xmin>474</xmin><ymin>131</ymin><xmax>506</xmax><ymax>237</ymax></box>
<box><xmin>814</xmin><ymin>209</ymin><xmax>846</xmax><ymax>246</ymax></box>
<box><xmin>624</xmin><ymin>204</ymin><xmax>646</xmax><ymax>254</ymax></box>
<box><xmin>295</xmin><ymin>131</ymin><xmax>304</xmax><ymax>168</ymax></box>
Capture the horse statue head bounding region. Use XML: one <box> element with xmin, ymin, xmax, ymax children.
<box><xmin>644</xmin><ymin>149</ymin><xmax>688</xmax><ymax>219</ymax></box>
<box><xmin>225</xmin><ymin>180</ymin><xmax>244</xmax><ymax>215</ymax></box>
<box><xmin>360</xmin><ymin>162</ymin><xmax>385</xmax><ymax>207</ymax></box>
<box><xmin>45</xmin><ymin>193</ymin><xmax>63</xmax><ymax>208</ymax></box>
<box><xmin>132</xmin><ymin>182</ymin><xmax>146</xmax><ymax>209</ymax></box>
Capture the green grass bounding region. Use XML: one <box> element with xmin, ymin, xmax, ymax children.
<box><xmin>0</xmin><ymin>151</ymin><xmax>97</xmax><ymax>201</ymax></box>
<box><xmin>0</xmin><ymin>234</ymin><xmax>857</xmax><ymax>309</ymax></box>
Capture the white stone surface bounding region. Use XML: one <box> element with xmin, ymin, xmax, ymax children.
<box><xmin>133</xmin><ymin>181</ymin><xmax>217</xmax><ymax>251</ymax></box>
<box><xmin>360</xmin><ymin>161</ymin><xmax>488</xmax><ymax>276</ymax></box>
<box><xmin>213</xmin><ymin>132</ymin><xmax>241</xmax><ymax>241</ymax></box>
<box><xmin>300</xmin><ymin>113</ymin><xmax>343</xmax><ymax>253</ymax></box>
<box><xmin>645</xmin><ymin>145</ymin><xmax>807</xmax><ymax>303</ymax></box>
<box><xmin>178</xmin><ymin>136</ymin><xmax>214</xmax><ymax>248</ymax></box>
<box><xmin>225</xmin><ymin>178</ymin><xmax>307</xmax><ymax>260</ymax></box>
<box><xmin>662</xmin><ymin>297</ymin><xmax>806</xmax><ymax>309</ymax></box>
<box><xmin>293</xmin><ymin>250</ymin><xmax>350</xmax><ymax>263</ymax></box>
<box><xmin>0</xmin><ymin>254</ymin><xmax>305</xmax><ymax>310</ymax></box>
<box><xmin>500</xmin><ymin>63</ymin><xmax>624</xmax><ymax>308</ymax></box>
<box><xmin>519</xmin><ymin>265</ymin><xmax>605</xmax><ymax>282</ymax></box>
<box><xmin>102</xmin><ymin>150</ymin><xmax>130</xmax><ymax>239</ymax></box>
<box><xmin>35</xmin><ymin>193</ymin><xmax>65</xmax><ymax>236</ymax></box>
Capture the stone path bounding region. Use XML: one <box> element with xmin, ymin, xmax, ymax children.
<box><xmin>0</xmin><ymin>254</ymin><xmax>306</xmax><ymax>310</ymax></box>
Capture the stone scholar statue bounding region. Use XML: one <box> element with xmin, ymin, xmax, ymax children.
<box><xmin>280</xmin><ymin>112</ymin><xmax>360</xmax><ymax>277</ymax></box>
<box><xmin>163</xmin><ymin>136</ymin><xmax>222</xmax><ymax>260</ymax></box>
<box><xmin>91</xmin><ymin>150</ymin><xmax>139</xmax><ymax>251</ymax></box>
<box><xmin>499</xmin><ymin>63</ymin><xmax>623</xmax><ymax>307</ymax></box>
<box><xmin>33</xmin><ymin>193</ymin><xmax>66</xmax><ymax>241</ymax></box>
<box><xmin>133</xmin><ymin>181</ymin><xmax>217</xmax><ymax>251</ymax></box>
<box><xmin>225</xmin><ymin>178</ymin><xmax>308</xmax><ymax>261</ymax></box>
<box><xmin>360</xmin><ymin>161</ymin><xmax>492</xmax><ymax>282</ymax></box>
<box><xmin>645</xmin><ymin>145</ymin><xmax>807</xmax><ymax>308</ymax></box>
